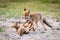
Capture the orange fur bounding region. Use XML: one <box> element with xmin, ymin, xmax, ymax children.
<box><xmin>24</xmin><ymin>8</ymin><xmax>30</xmax><ymax>19</ymax></box>
<box><xmin>12</xmin><ymin>20</ymin><xmax>31</xmax><ymax>36</ymax></box>
<box><xmin>23</xmin><ymin>8</ymin><xmax>47</xmax><ymax>30</ymax></box>
<box><xmin>17</xmin><ymin>20</ymin><xmax>35</xmax><ymax>36</ymax></box>
<box><xmin>12</xmin><ymin>21</ymin><xmax>19</xmax><ymax>30</ymax></box>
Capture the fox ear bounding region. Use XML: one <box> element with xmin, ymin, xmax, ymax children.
<box><xmin>24</xmin><ymin>8</ymin><xmax>30</xmax><ymax>14</ymax></box>
<box><xmin>24</xmin><ymin>8</ymin><xmax>26</xmax><ymax>11</ymax></box>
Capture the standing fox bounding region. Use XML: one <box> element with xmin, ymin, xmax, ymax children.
<box><xmin>24</xmin><ymin>8</ymin><xmax>52</xmax><ymax>30</ymax></box>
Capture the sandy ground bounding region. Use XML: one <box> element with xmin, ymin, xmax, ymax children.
<box><xmin>0</xmin><ymin>17</ymin><xmax>60</xmax><ymax>40</ymax></box>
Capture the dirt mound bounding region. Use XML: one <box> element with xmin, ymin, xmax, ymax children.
<box><xmin>0</xmin><ymin>17</ymin><xmax>60</xmax><ymax>40</ymax></box>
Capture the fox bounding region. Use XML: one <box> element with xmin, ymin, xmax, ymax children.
<box><xmin>24</xmin><ymin>8</ymin><xmax>52</xmax><ymax>30</ymax></box>
<box><xmin>12</xmin><ymin>20</ymin><xmax>35</xmax><ymax>36</ymax></box>
<box><xmin>24</xmin><ymin>8</ymin><xmax>30</xmax><ymax>19</ymax></box>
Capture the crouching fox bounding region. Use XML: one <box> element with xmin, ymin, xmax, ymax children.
<box><xmin>12</xmin><ymin>20</ymin><xmax>35</xmax><ymax>36</ymax></box>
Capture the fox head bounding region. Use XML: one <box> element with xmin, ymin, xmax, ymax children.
<box><xmin>24</xmin><ymin>8</ymin><xmax>30</xmax><ymax>18</ymax></box>
<box><xmin>24</xmin><ymin>8</ymin><xmax>30</xmax><ymax>14</ymax></box>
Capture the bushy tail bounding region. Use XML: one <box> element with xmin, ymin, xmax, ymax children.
<box><xmin>43</xmin><ymin>18</ymin><xmax>52</xmax><ymax>28</ymax></box>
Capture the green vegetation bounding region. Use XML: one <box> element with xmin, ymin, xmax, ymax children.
<box><xmin>0</xmin><ymin>28</ymin><xmax>3</xmax><ymax>32</ymax></box>
<box><xmin>0</xmin><ymin>0</ymin><xmax>60</xmax><ymax>19</ymax></box>
<box><xmin>56</xmin><ymin>28</ymin><xmax>60</xmax><ymax>30</ymax></box>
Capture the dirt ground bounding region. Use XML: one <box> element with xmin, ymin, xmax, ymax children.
<box><xmin>0</xmin><ymin>17</ymin><xmax>60</xmax><ymax>40</ymax></box>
